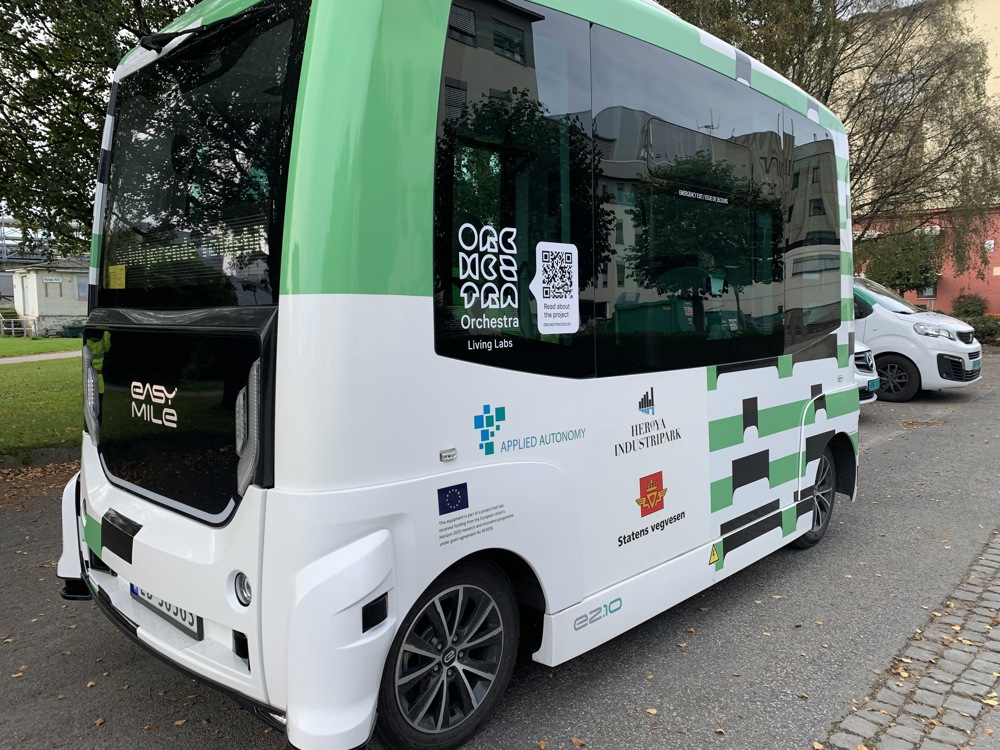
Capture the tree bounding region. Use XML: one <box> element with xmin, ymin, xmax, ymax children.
<box><xmin>658</xmin><ymin>0</ymin><xmax>1000</xmax><ymax>279</ymax></box>
<box><xmin>853</xmin><ymin>225</ymin><xmax>942</xmax><ymax>293</ymax></box>
<box><xmin>0</xmin><ymin>0</ymin><xmax>194</xmax><ymax>257</ymax></box>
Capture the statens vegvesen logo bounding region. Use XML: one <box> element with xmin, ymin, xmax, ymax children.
<box><xmin>618</xmin><ymin>471</ymin><xmax>686</xmax><ymax>547</ymax></box>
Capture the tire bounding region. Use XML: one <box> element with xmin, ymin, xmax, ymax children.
<box><xmin>875</xmin><ymin>353</ymin><xmax>921</xmax><ymax>402</ymax></box>
<box><xmin>791</xmin><ymin>448</ymin><xmax>835</xmax><ymax>549</ymax></box>
<box><xmin>375</xmin><ymin>559</ymin><xmax>519</xmax><ymax>750</ymax></box>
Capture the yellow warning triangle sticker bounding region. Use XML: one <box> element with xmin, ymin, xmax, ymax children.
<box><xmin>709</xmin><ymin>545</ymin><xmax>720</xmax><ymax>565</ymax></box>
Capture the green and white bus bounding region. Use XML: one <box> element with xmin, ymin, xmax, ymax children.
<box><xmin>59</xmin><ymin>0</ymin><xmax>860</xmax><ymax>748</ymax></box>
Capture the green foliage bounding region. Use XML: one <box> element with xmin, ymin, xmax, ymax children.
<box><xmin>951</xmin><ymin>292</ymin><xmax>988</xmax><ymax>318</ymax></box>
<box><xmin>854</xmin><ymin>230</ymin><xmax>942</xmax><ymax>294</ymax></box>
<box><xmin>0</xmin><ymin>337</ymin><xmax>82</xmax><ymax>357</ymax></box>
<box><xmin>0</xmin><ymin>358</ymin><xmax>81</xmax><ymax>455</ymax></box>
<box><xmin>957</xmin><ymin>315</ymin><xmax>1000</xmax><ymax>346</ymax></box>
<box><xmin>0</xmin><ymin>0</ymin><xmax>195</xmax><ymax>256</ymax></box>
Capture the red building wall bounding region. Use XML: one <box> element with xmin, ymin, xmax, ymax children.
<box><xmin>900</xmin><ymin>209</ymin><xmax>1000</xmax><ymax>314</ymax></box>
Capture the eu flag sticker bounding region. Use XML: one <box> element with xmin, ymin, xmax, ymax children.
<box><xmin>438</xmin><ymin>482</ymin><xmax>469</xmax><ymax>516</ymax></box>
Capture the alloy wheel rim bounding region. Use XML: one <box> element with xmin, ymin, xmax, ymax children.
<box><xmin>812</xmin><ymin>455</ymin><xmax>834</xmax><ymax>532</ymax></box>
<box><xmin>394</xmin><ymin>584</ymin><xmax>505</xmax><ymax>734</ymax></box>
<box><xmin>881</xmin><ymin>363</ymin><xmax>907</xmax><ymax>394</ymax></box>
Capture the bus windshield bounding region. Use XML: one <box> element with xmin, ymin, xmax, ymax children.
<box><xmin>98</xmin><ymin>1</ymin><xmax>308</xmax><ymax>309</ymax></box>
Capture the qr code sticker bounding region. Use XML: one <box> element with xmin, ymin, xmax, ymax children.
<box><xmin>541</xmin><ymin>250</ymin><xmax>574</xmax><ymax>299</ymax></box>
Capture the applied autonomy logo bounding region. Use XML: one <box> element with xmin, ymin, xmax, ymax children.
<box><xmin>474</xmin><ymin>403</ymin><xmax>586</xmax><ymax>456</ymax></box>
<box><xmin>474</xmin><ymin>404</ymin><xmax>506</xmax><ymax>455</ymax></box>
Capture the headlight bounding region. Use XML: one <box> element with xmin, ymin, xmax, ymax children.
<box><xmin>913</xmin><ymin>323</ymin><xmax>955</xmax><ymax>340</ymax></box>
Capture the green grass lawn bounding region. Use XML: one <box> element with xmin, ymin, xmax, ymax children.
<box><xmin>0</xmin><ymin>337</ymin><xmax>82</xmax><ymax>358</ymax></box>
<box><xmin>0</xmin><ymin>358</ymin><xmax>82</xmax><ymax>455</ymax></box>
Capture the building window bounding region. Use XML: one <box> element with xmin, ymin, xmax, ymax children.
<box><xmin>809</xmin><ymin>198</ymin><xmax>826</xmax><ymax>216</ymax></box>
<box><xmin>917</xmin><ymin>283</ymin><xmax>937</xmax><ymax>299</ymax></box>
<box><xmin>493</xmin><ymin>20</ymin><xmax>525</xmax><ymax>63</ymax></box>
<box><xmin>812</xmin><ymin>166</ymin><xmax>821</xmax><ymax>183</ymax></box>
<box><xmin>76</xmin><ymin>275</ymin><xmax>88</xmax><ymax>300</ymax></box>
<box><xmin>615</xmin><ymin>220</ymin><xmax>624</xmax><ymax>245</ymax></box>
<box><xmin>791</xmin><ymin>171</ymin><xmax>799</xmax><ymax>190</ymax></box>
<box><xmin>986</xmin><ymin>239</ymin><xmax>995</xmax><ymax>254</ymax></box>
<box><xmin>448</xmin><ymin>5</ymin><xmax>476</xmax><ymax>45</ymax></box>
<box><xmin>444</xmin><ymin>78</ymin><xmax>467</xmax><ymax>121</ymax></box>
<box><xmin>616</xmin><ymin>261</ymin><xmax>626</xmax><ymax>286</ymax></box>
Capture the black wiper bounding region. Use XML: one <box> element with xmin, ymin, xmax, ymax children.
<box><xmin>139</xmin><ymin>6</ymin><xmax>269</xmax><ymax>54</ymax></box>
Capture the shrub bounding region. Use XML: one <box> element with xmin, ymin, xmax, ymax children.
<box><xmin>951</xmin><ymin>292</ymin><xmax>988</xmax><ymax>318</ymax></box>
<box><xmin>957</xmin><ymin>315</ymin><xmax>1000</xmax><ymax>346</ymax></box>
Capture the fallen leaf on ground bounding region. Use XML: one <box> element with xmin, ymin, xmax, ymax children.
<box><xmin>714</xmin><ymin>728</ymin><xmax>726</xmax><ymax>735</ymax></box>
<box><xmin>94</xmin><ymin>718</ymin><xmax>105</xmax><ymax>727</ymax></box>
<box><xmin>646</xmin><ymin>708</ymin><xmax>657</xmax><ymax>715</ymax></box>
<box><xmin>570</xmin><ymin>739</ymin><xmax>586</xmax><ymax>747</ymax></box>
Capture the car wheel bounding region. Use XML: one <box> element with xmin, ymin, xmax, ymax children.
<box><xmin>791</xmin><ymin>448</ymin><xmax>835</xmax><ymax>549</ymax></box>
<box><xmin>875</xmin><ymin>354</ymin><xmax>920</xmax><ymax>402</ymax></box>
<box><xmin>375</xmin><ymin>559</ymin><xmax>519</xmax><ymax>750</ymax></box>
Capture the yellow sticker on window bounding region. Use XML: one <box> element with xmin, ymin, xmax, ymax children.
<box><xmin>107</xmin><ymin>264</ymin><xmax>126</xmax><ymax>289</ymax></box>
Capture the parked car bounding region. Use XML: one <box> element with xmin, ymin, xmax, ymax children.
<box><xmin>854</xmin><ymin>341</ymin><xmax>879</xmax><ymax>405</ymax></box>
<box><xmin>853</xmin><ymin>277</ymin><xmax>982</xmax><ymax>402</ymax></box>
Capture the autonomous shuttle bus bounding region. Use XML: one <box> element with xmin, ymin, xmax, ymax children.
<box><xmin>59</xmin><ymin>1</ymin><xmax>860</xmax><ymax>748</ymax></box>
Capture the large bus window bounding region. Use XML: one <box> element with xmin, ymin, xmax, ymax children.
<box><xmin>98</xmin><ymin>3</ymin><xmax>308</xmax><ymax>309</ymax></box>
<box><xmin>591</xmin><ymin>25</ymin><xmax>786</xmax><ymax>376</ymax></box>
<box><xmin>433</xmin><ymin>0</ymin><xmax>598</xmax><ymax>377</ymax></box>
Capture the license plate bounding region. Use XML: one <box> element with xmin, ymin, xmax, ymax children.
<box><xmin>868</xmin><ymin>378</ymin><xmax>880</xmax><ymax>391</ymax></box>
<box><xmin>130</xmin><ymin>584</ymin><xmax>203</xmax><ymax>640</ymax></box>
<box><xmin>972</xmin><ymin>359</ymin><xmax>981</xmax><ymax>371</ymax></box>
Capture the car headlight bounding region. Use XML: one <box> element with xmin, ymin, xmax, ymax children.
<box><xmin>913</xmin><ymin>323</ymin><xmax>955</xmax><ymax>340</ymax></box>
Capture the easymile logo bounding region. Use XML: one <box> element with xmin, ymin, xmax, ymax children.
<box><xmin>130</xmin><ymin>381</ymin><xmax>178</xmax><ymax>428</ymax></box>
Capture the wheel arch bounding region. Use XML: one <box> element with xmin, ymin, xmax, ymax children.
<box><xmin>448</xmin><ymin>548</ymin><xmax>547</xmax><ymax>656</ymax></box>
<box><xmin>827</xmin><ymin>431</ymin><xmax>857</xmax><ymax>500</ymax></box>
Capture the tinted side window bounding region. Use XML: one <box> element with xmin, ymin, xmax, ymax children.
<box><xmin>591</xmin><ymin>25</ymin><xmax>786</xmax><ymax>376</ymax></box>
<box><xmin>782</xmin><ymin>110</ymin><xmax>842</xmax><ymax>354</ymax></box>
<box><xmin>433</xmin><ymin>0</ymin><xmax>596</xmax><ymax>377</ymax></box>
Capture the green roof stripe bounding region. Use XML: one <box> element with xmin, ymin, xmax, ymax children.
<box><xmin>751</xmin><ymin>70</ymin><xmax>808</xmax><ymax>113</ymax></box>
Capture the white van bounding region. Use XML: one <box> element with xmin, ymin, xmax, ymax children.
<box><xmin>853</xmin><ymin>277</ymin><xmax>982</xmax><ymax>402</ymax></box>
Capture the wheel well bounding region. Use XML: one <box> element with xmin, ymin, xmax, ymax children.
<box><xmin>461</xmin><ymin>549</ymin><xmax>546</xmax><ymax>656</ymax></box>
<box><xmin>827</xmin><ymin>431</ymin><xmax>857</xmax><ymax>499</ymax></box>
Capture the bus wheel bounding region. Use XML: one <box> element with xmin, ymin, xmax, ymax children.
<box><xmin>791</xmin><ymin>448</ymin><xmax>835</xmax><ymax>549</ymax></box>
<box><xmin>376</xmin><ymin>559</ymin><xmax>519</xmax><ymax>750</ymax></box>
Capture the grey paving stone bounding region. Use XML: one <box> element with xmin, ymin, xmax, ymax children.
<box><xmin>863</xmin><ymin>701</ymin><xmax>899</xmax><ymax>714</ymax></box>
<box><xmin>887</xmin><ymin>724</ymin><xmax>925</xmax><ymax>742</ymax></box>
<box><xmin>943</xmin><ymin>695</ymin><xmax>983</xmax><ymax>716</ymax></box>
<box><xmin>974</xmin><ymin>607</ymin><xmax>998</xmax><ymax>617</ymax></box>
<box><xmin>949</xmin><ymin>641</ymin><xmax>980</xmax><ymax>654</ymax></box>
<box><xmin>840</xmin><ymin>713</ymin><xmax>880</xmax><ymax>737</ymax></box>
<box><xmin>972</xmin><ymin>658</ymin><xmax>1000</xmax><ymax>673</ymax></box>
<box><xmin>920</xmin><ymin>740</ymin><xmax>957</xmax><ymax>750</ymax></box>
<box><xmin>854</xmin><ymin>709</ymin><xmax>893</xmax><ymax>726</ymax></box>
<box><xmin>975</xmin><ymin>651</ymin><xmax>1000</xmax><ymax>665</ymax></box>
<box><xmin>828</xmin><ymin>732</ymin><xmax>864</xmax><ymax>749</ymax></box>
<box><xmin>878</xmin><ymin>687</ymin><xmax>908</xmax><ymax>706</ymax></box>
<box><xmin>967</xmin><ymin>621</ymin><xmax>992</xmax><ymax>634</ymax></box>
<box><xmin>939</xmin><ymin>615</ymin><xmax>965</xmax><ymax>626</ymax></box>
<box><xmin>941</xmin><ymin>710</ymin><xmax>976</xmax><ymax>731</ymax></box>
<box><xmin>877</xmin><ymin>736</ymin><xmax>915</xmax><ymax>750</ymax></box>
<box><xmin>962</xmin><ymin>668</ymin><xmax>998</xmax><ymax>687</ymax></box>
<box><xmin>930</xmin><ymin>669</ymin><xmax>959</xmax><ymax>684</ymax></box>
<box><xmin>953</xmin><ymin>680</ymin><xmax>991</xmax><ymax>697</ymax></box>
<box><xmin>918</xmin><ymin>677</ymin><xmax>949</xmax><ymax>694</ymax></box>
<box><xmin>906</xmin><ymin>646</ymin><xmax>943</xmax><ymax>663</ymax></box>
<box><xmin>929</xmin><ymin>724</ymin><xmax>971</xmax><ymax>744</ymax></box>
<box><xmin>895</xmin><ymin>714</ymin><xmax>927</xmax><ymax>730</ymax></box>
<box><xmin>905</xmin><ymin>702</ymin><xmax>939</xmax><ymax>718</ymax></box>
<box><xmin>913</xmin><ymin>689</ymin><xmax>946</xmax><ymax>707</ymax></box>
<box><xmin>942</xmin><ymin>651</ymin><xmax>976</xmax><ymax>666</ymax></box>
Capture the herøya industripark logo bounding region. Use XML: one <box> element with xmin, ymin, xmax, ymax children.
<box><xmin>474</xmin><ymin>404</ymin><xmax>586</xmax><ymax>456</ymax></box>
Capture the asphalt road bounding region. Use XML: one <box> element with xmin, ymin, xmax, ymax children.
<box><xmin>4</xmin><ymin>351</ymin><xmax>999</xmax><ymax>750</ymax></box>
